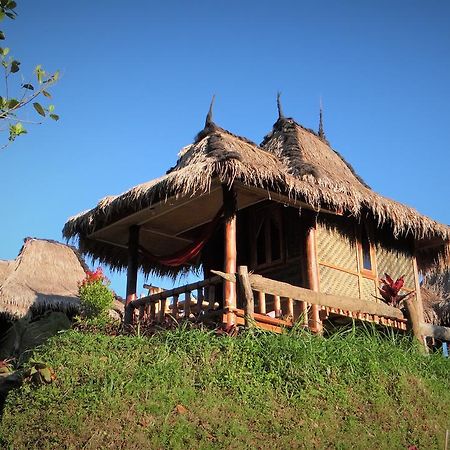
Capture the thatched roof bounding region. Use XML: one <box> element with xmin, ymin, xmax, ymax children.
<box><xmin>0</xmin><ymin>238</ymin><xmax>88</xmax><ymax>319</ymax></box>
<box><xmin>422</xmin><ymin>268</ymin><xmax>450</xmax><ymax>326</ymax></box>
<box><xmin>63</xmin><ymin>105</ymin><xmax>450</xmax><ymax>277</ymax></box>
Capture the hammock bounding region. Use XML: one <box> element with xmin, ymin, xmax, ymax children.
<box><xmin>139</xmin><ymin>207</ymin><xmax>224</xmax><ymax>267</ymax></box>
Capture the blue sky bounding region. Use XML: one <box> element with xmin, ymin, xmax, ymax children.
<box><xmin>1</xmin><ymin>1</ymin><xmax>449</xmax><ymax>296</ymax></box>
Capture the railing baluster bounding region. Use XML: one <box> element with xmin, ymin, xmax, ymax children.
<box><xmin>300</xmin><ymin>301</ymin><xmax>308</xmax><ymax>326</ymax></box>
<box><xmin>208</xmin><ymin>285</ymin><xmax>216</xmax><ymax>310</ymax></box>
<box><xmin>185</xmin><ymin>291</ymin><xmax>191</xmax><ymax>318</ymax></box>
<box><xmin>160</xmin><ymin>297</ymin><xmax>167</xmax><ymax>323</ymax></box>
<box><xmin>258</xmin><ymin>291</ymin><xmax>266</xmax><ymax>315</ymax></box>
<box><xmin>287</xmin><ymin>298</ymin><xmax>294</xmax><ymax>318</ymax></box>
<box><xmin>196</xmin><ymin>287</ymin><xmax>204</xmax><ymax>315</ymax></box>
<box><xmin>172</xmin><ymin>294</ymin><xmax>179</xmax><ymax>319</ymax></box>
<box><xmin>274</xmin><ymin>295</ymin><xmax>281</xmax><ymax>318</ymax></box>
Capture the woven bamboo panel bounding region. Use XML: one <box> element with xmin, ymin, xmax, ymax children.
<box><xmin>376</xmin><ymin>245</ymin><xmax>415</xmax><ymax>289</ymax></box>
<box><xmin>360</xmin><ymin>277</ymin><xmax>377</xmax><ymax>303</ymax></box>
<box><xmin>319</xmin><ymin>265</ymin><xmax>359</xmax><ymax>299</ymax></box>
<box><xmin>317</xmin><ymin>223</ymin><xmax>358</xmax><ymax>271</ymax></box>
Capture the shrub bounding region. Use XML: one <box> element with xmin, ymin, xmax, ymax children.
<box><xmin>78</xmin><ymin>268</ymin><xmax>114</xmax><ymax>319</ymax></box>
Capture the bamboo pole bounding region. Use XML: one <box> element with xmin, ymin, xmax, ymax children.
<box><xmin>274</xmin><ymin>295</ymin><xmax>281</xmax><ymax>318</ymax></box>
<box><xmin>196</xmin><ymin>288</ymin><xmax>204</xmax><ymax>315</ymax></box>
<box><xmin>185</xmin><ymin>291</ymin><xmax>191</xmax><ymax>318</ymax></box>
<box><xmin>258</xmin><ymin>291</ymin><xmax>266</xmax><ymax>314</ymax></box>
<box><xmin>172</xmin><ymin>294</ymin><xmax>179</xmax><ymax>319</ymax></box>
<box><xmin>306</xmin><ymin>223</ymin><xmax>322</xmax><ymax>333</ymax></box>
<box><xmin>124</xmin><ymin>224</ymin><xmax>140</xmax><ymax>326</ymax></box>
<box><xmin>222</xmin><ymin>184</ymin><xmax>237</xmax><ymax>327</ymax></box>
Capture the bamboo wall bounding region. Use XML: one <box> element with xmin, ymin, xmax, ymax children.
<box><xmin>316</xmin><ymin>215</ymin><xmax>417</xmax><ymax>303</ymax></box>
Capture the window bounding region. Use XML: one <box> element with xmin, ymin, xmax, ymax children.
<box><xmin>251</xmin><ymin>206</ymin><xmax>284</xmax><ymax>268</ymax></box>
<box><xmin>358</xmin><ymin>224</ymin><xmax>375</xmax><ymax>275</ymax></box>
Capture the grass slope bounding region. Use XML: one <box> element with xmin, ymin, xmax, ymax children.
<box><xmin>1</xmin><ymin>326</ymin><xmax>449</xmax><ymax>449</ymax></box>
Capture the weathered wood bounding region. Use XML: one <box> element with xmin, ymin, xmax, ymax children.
<box><xmin>258</xmin><ymin>291</ymin><xmax>266</xmax><ymax>314</ymax></box>
<box><xmin>287</xmin><ymin>298</ymin><xmax>294</xmax><ymax>318</ymax></box>
<box><xmin>274</xmin><ymin>295</ymin><xmax>281</xmax><ymax>318</ymax></box>
<box><xmin>159</xmin><ymin>297</ymin><xmax>167</xmax><ymax>322</ymax></box>
<box><xmin>196</xmin><ymin>288</ymin><xmax>204</xmax><ymax>314</ymax></box>
<box><xmin>130</xmin><ymin>276</ymin><xmax>221</xmax><ymax>308</ymax></box>
<box><xmin>184</xmin><ymin>292</ymin><xmax>191</xmax><ymax>318</ymax></box>
<box><xmin>405</xmin><ymin>298</ymin><xmax>423</xmax><ymax>343</ymax></box>
<box><xmin>207</xmin><ymin>285</ymin><xmax>216</xmax><ymax>310</ymax></box>
<box><xmin>249</xmin><ymin>274</ymin><xmax>405</xmax><ymax>320</ymax></box>
<box><xmin>211</xmin><ymin>270</ymin><xmax>235</xmax><ymax>283</ymax></box>
<box><xmin>299</xmin><ymin>301</ymin><xmax>308</xmax><ymax>326</ymax></box>
<box><xmin>237</xmin><ymin>266</ymin><xmax>254</xmax><ymax>327</ymax></box>
<box><xmin>420</xmin><ymin>323</ymin><xmax>450</xmax><ymax>341</ymax></box>
<box><xmin>172</xmin><ymin>294</ymin><xmax>179</xmax><ymax>318</ymax></box>
<box><xmin>306</xmin><ymin>224</ymin><xmax>322</xmax><ymax>332</ymax></box>
<box><xmin>222</xmin><ymin>184</ymin><xmax>237</xmax><ymax>327</ymax></box>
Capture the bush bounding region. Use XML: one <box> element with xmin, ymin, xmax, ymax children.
<box><xmin>78</xmin><ymin>268</ymin><xmax>114</xmax><ymax>319</ymax></box>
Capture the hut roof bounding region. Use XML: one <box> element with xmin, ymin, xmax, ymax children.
<box><xmin>0</xmin><ymin>238</ymin><xmax>88</xmax><ymax>319</ymax></box>
<box><xmin>63</xmin><ymin>109</ymin><xmax>450</xmax><ymax>277</ymax></box>
<box><xmin>423</xmin><ymin>268</ymin><xmax>450</xmax><ymax>326</ymax></box>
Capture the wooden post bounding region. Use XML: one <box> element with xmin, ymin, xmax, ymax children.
<box><xmin>405</xmin><ymin>297</ymin><xmax>427</xmax><ymax>353</ymax></box>
<box><xmin>172</xmin><ymin>294</ymin><xmax>179</xmax><ymax>318</ymax></box>
<box><xmin>185</xmin><ymin>291</ymin><xmax>191</xmax><ymax>318</ymax></box>
<box><xmin>287</xmin><ymin>298</ymin><xmax>294</xmax><ymax>318</ymax></box>
<box><xmin>306</xmin><ymin>223</ymin><xmax>322</xmax><ymax>333</ymax></box>
<box><xmin>124</xmin><ymin>224</ymin><xmax>140</xmax><ymax>325</ymax></box>
<box><xmin>207</xmin><ymin>285</ymin><xmax>216</xmax><ymax>310</ymax></box>
<box><xmin>196</xmin><ymin>288</ymin><xmax>204</xmax><ymax>315</ymax></box>
<box><xmin>237</xmin><ymin>266</ymin><xmax>254</xmax><ymax>327</ymax></box>
<box><xmin>258</xmin><ymin>291</ymin><xmax>266</xmax><ymax>314</ymax></box>
<box><xmin>222</xmin><ymin>184</ymin><xmax>237</xmax><ymax>327</ymax></box>
<box><xmin>274</xmin><ymin>295</ymin><xmax>281</xmax><ymax>318</ymax></box>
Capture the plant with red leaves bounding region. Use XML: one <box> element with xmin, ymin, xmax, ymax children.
<box><xmin>78</xmin><ymin>267</ymin><xmax>109</xmax><ymax>288</ymax></box>
<box><xmin>379</xmin><ymin>273</ymin><xmax>414</xmax><ymax>308</ymax></box>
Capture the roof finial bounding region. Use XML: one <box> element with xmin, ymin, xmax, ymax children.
<box><xmin>205</xmin><ymin>95</ymin><xmax>216</xmax><ymax>127</ymax></box>
<box><xmin>318</xmin><ymin>97</ymin><xmax>326</xmax><ymax>140</ymax></box>
<box><xmin>277</xmin><ymin>92</ymin><xmax>284</xmax><ymax>119</ymax></box>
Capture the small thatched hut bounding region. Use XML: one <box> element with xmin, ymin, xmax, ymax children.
<box><xmin>0</xmin><ymin>238</ymin><xmax>88</xmax><ymax>319</ymax></box>
<box><xmin>422</xmin><ymin>268</ymin><xmax>450</xmax><ymax>327</ymax></box>
<box><xmin>63</xmin><ymin>99</ymin><xmax>450</xmax><ymax>331</ymax></box>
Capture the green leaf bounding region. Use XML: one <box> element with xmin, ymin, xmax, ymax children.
<box><xmin>0</xmin><ymin>31</ymin><xmax>5</xmax><ymax>40</ymax></box>
<box><xmin>40</xmin><ymin>367</ymin><xmax>53</xmax><ymax>383</ymax></box>
<box><xmin>50</xmin><ymin>113</ymin><xmax>59</xmax><ymax>121</ymax></box>
<box><xmin>0</xmin><ymin>12</ymin><xmax>5</xmax><ymax>22</ymax></box>
<box><xmin>7</xmin><ymin>98</ymin><xmax>18</xmax><ymax>108</ymax></box>
<box><xmin>10</xmin><ymin>59</ymin><xmax>19</xmax><ymax>73</ymax></box>
<box><xmin>33</xmin><ymin>102</ymin><xmax>46</xmax><ymax>117</ymax></box>
<box><xmin>7</xmin><ymin>1</ymin><xmax>17</xmax><ymax>9</ymax></box>
<box><xmin>42</xmin><ymin>89</ymin><xmax>51</xmax><ymax>98</ymax></box>
<box><xmin>21</xmin><ymin>83</ymin><xmax>34</xmax><ymax>90</ymax></box>
<box><xmin>1</xmin><ymin>46</ymin><xmax>9</xmax><ymax>56</ymax></box>
<box><xmin>48</xmin><ymin>104</ymin><xmax>55</xmax><ymax>113</ymax></box>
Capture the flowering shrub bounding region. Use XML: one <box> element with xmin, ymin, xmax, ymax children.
<box><xmin>78</xmin><ymin>267</ymin><xmax>114</xmax><ymax>318</ymax></box>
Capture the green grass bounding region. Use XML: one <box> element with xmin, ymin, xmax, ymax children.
<box><xmin>1</xmin><ymin>324</ymin><xmax>449</xmax><ymax>449</ymax></box>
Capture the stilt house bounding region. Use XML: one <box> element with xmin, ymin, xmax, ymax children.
<box><xmin>63</xmin><ymin>99</ymin><xmax>450</xmax><ymax>334</ymax></box>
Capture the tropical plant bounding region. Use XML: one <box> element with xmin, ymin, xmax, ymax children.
<box><xmin>379</xmin><ymin>273</ymin><xmax>414</xmax><ymax>308</ymax></box>
<box><xmin>78</xmin><ymin>268</ymin><xmax>114</xmax><ymax>319</ymax></box>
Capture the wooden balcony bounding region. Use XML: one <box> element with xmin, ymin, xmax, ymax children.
<box><xmin>124</xmin><ymin>266</ymin><xmax>412</xmax><ymax>334</ymax></box>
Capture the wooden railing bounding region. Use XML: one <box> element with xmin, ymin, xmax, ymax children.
<box><xmin>213</xmin><ymin>266</ymin><xmax>408</xmax><ymax>333</ymax></box>
<box><xmin>125</xmin><ymin>276</ymin><xmax>222</xmax><ymax>324</ymax></box>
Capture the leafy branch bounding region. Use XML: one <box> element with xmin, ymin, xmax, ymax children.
<box><xmin>0</xmin><ymin>0</ymin><xmax>59</xmax><ymax>148</ymax></box>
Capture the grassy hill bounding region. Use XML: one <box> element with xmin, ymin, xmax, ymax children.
<box><xmin>0</xmin><ymin>325</ymin><xmax>449</xmax><ymax>449</ymax></box>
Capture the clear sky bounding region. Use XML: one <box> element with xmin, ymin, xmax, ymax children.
<box><xmin>1</xmin><ymin>1</ymin><xmax>449</xmax><ymax>296</ymax></box>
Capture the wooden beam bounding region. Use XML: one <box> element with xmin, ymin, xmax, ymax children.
<box><xmin>249</xmin><ymin>274</ymin><xmax>405</xmax><ymax>320</ymax></box>
<box><xmin>419</xmin><ymin>323</ymin><xmax>450</xmax><ymax>341</ymax></box>
<box><xmin>222</xmin><ymin>184</ymin><xmax>237</xmax><ymax>327</ymax></box>
<box><xmin>237</xmin><ymin>266</ymin><xmax>254</xmax><ymax>327</ymax></box>
<box><xmin>306</xmin><ymin>223</ymin><xmax>322</xmax><ymax>332</ymax></box>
